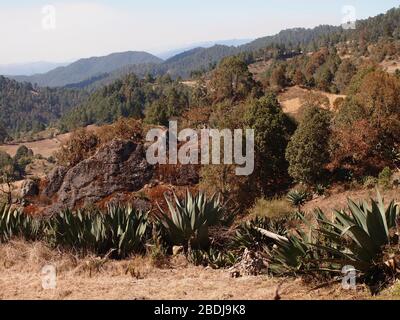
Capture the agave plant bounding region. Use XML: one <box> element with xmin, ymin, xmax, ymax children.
<box><xmin>103</xmin><ymin>205</ymin><xmax>149</xmax><ymax>258</ymax></box>
<box><xmin>187</xmin><ymin>248</ymin><xmax>239</xmax><ymax>269</ymax></box>
<box><xmin>0</xmin><ymin>205</ymin><xmax>42</xmax><ymax>242</ymax></box>
<box><xmin>287</xmin><ymin>190</ymin><xmax>309</xmax><ymax>211</ymax></box>
<box><xmin>157</xmin><ymin>190</ymin><xmax>224</xmax><ymax>250</ymax></box>
<box><xmin>232</xmin><ymin>216</ymin><xmax>288</xmax><ymax>252</ymax></box>
<box><xmin>47</xmin><ymin>205</ymin><xmax>150</xmax><ymax>258</ymax></box>
<box><xmin>258</xmin><ymin>192</ymin><xmax>400</xmax><ymax>291</ymax></box>
<box><xmin>47</xmin><ymin>209</ymin><xmax>102</xmax><ymax>252</ymax></box>
<box><xmin>256</xmin><ymin>220</ymin><xmax>321</xmax><ymax>275</ymax></box>
<box><xmin>314</xmin><ymin>192</ymin><xmax>399</xmax><ymax>275</ymax></box>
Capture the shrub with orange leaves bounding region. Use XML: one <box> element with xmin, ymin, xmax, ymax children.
<box><xmin>55</xmin><ymin>128</ymin><xmax>99</xmax><ymax>167</ymax></box>
<box><xmin>329</xmin><ymin>119</ymin><xmax>388</xmax><ymax>176</ymax></box>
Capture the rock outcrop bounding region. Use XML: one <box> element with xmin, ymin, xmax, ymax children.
<box><xmin>43</xmin><ymin>140</ymin><xmax>153</xmax><ymax>213</ymax></box>
<box><xmin>20</xmin><ymin>179</ymin><xmax>39</xmax><ymax>198</ymax></box>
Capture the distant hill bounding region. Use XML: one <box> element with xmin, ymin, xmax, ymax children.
<box><xmin>10</xmin><ymin>6</ymin><xmax>400</xmax><ymax>92</ymax></box>
<box><xmin>0</xmin><ymin>76</ymin><xmax>87</xmax><ymax>139</ymax></box>
<box><xmin>156</xmin><ymin>38</ymin><xmax>253</xmax><ymax>59</ymax></box>
<box><xmin>0</xmin><ymin>61</ymin><xmax>68</xmax><ymax>76</ymax></box>
<box><xmin>10</xmin><ymin>51</ymin><xmax>163</xmax><ymax>87</ymax></box>
<box><xmin>59</xmin><ymin>27</ymin><xmax>348</xmax><ymax>89</ymax></box>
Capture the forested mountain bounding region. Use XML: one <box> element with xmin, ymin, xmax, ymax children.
<box><xmin>60</xmin><ymin>74</ymin><xmax>190</xmax><ymax>131</ymax></box>
<box><xmin>9</xmin><ymin>51</ymin><xmax>163</xmax><ymax>88</ymax></box>
<box><xmin>0</xmin><ymin>76</ymin><xmax>86</xmax><ymax>140</ymax></box>
<box><xmin>1</xmin><ymin>6</ymin><xmax>399</xmax><ymax>141</ymax></box>
<box><xmin>59</xmin><ymin>7</ymin><xmax>400</xmax><ymax>90</ymax></box>
<box><xmin>8</xmin><ymin>7</ymin><xmax>400</xmax><ymax>92</ymax></box>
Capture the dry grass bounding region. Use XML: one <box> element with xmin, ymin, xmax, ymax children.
<box><xmin>248</xmin><ymin>198</ymin><xmax>293</xmax><ymax>220</ymax></box>
<box><xmin>0</xmin><ymin>240</ymin><xmax>383</xmax><ymax>300</ymax></box>
<box><xmin>278</xmin><ymin>86</ymin><xmax>346</xmax><ymax>118</ymax></box>
<box><xmin>303</xmin><ymin>187</ymin><xmax>400</xmax><ymax>216</ymax></box>
<box><xmin>0</xmin><ymin>125</ymin><xmax>98</xmax><ymax>158</ymax></box>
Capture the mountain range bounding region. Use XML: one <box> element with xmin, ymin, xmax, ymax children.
<box><xmin>10</xmin><ymin>51</ymin><xmax>162</xmax><ymax>88</ymax></box>
<box><xmin>155</xmin><ymin>38</ymin><xmax>253</xmax><ymax>59</ymax></box>
<box><xmin>5</xmin><ymin>25</ymin><xmax>342</xmax><ymax>89</ymax></box>
<box><xmin>4</xmin><ymin>7</ymin><xmax>400</xmax><ymax>91</ymax></box>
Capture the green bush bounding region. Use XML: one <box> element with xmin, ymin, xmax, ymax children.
<box><xmin>378</xmin><ymin>167</ymin><xmax>392</xmax><ymax>189</ymax></box>
<box><xmin>364</xmin><ymin>176</ymin><xmax>378</xmax><ymax>189</ymax></box>
<box><xmin>285</xmin><ymin>106</ymin><xmax>332</xmax><ymax>184</ymax></box>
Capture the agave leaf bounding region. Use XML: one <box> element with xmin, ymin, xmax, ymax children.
<box><xmin>367</xmin><ymin>200</ymin><xmax>389</xmax><ymax>247</ymax></box>
<box><xmin>340</xmin><ymin>225</ymin><xmax>376</xmax><ymax>260</ymax></box>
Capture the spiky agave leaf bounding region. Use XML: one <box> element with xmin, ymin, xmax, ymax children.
<box><xmin>157</xmin><ymin>190</ymin><xmax>224</xmax><ymax>249</ymax></box>
<box><xmin>314</xmin><ymin>191</ymin><xmax>399</xmax><ymax>274</ymax></box>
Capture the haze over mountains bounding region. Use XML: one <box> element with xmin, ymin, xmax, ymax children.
<box><xmin>11</xmin><ymin>52</ymin><xmax>162</xmax><ymax>88</ymax></box>
<box><xmin>155</xmin><ymin>38</ymin><xmax>253</xmax><ymax>59</ymax></box>
<box><xmin>0</xmin><ymin>61</ymin><xmax>69</xmax><ymax>76</ymax></box>
<box><xmin>6</xmin><ymin>26</ymin><xmax>339</xmax><ymax>89</ymax></box>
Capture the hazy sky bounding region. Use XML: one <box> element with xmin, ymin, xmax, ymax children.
<box><xmin>0</xmin><ymin>0</ymin><xmax>399</xmax><ymax>64</ymax></box>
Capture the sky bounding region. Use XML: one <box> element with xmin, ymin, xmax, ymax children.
<box><xmin>0</xmin><ymin>0</ymin><xmax>399</xmax><ymax>64</ymax></box>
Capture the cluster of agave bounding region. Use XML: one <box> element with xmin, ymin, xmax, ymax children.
<box><xmin>0</xmin><ymin>190</ymin><xmax>227</xmax><ymax>260</ymax></box>
<box><xmin>47</xmin><ymin>206</ymin><xmax>150</xmax><ymax>258</ymax></box>
<box><xmin>257</xmin><ymin>192</ymin><xmax>400</xmax><ymax>293</ymax></box>
<box><xmin>2</xmin><ymin>188</ymin><xmax>398</xmax><ymax>293</ymax></box>
<box><xmin>0</xmin><ymin>204</ymin><xmax>149</xmax><ymax>259</ymax></box>
<box><xmin>0</xmin><ymin>205</ymin><xmax>42</xmax><ymax>242</ymax></box>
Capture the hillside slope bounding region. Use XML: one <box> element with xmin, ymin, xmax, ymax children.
<box><xmin>10</xmin><ymin>51</ymin><xmax>163</xmax><ymax>87</ymax></box>
<box><xmin>0</xmin><ymin>76</ymin><xmax>86</xmax><ymax>139</ymax></box>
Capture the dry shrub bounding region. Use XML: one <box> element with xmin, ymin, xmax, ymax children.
<box><xmin>55</xmin><ymin>128</ymin><xmax>99</xmax><ymax>167</ymax></box>
<box><xmin>328</xmin><ymin>119</ymin><xmax>387</xmax><ymax>176</ymax></box>
<box><xmin>199</xmin><ymin>164</ymin><xmax>253</xmax><ymax>210</ymax></box>
<box><xmin>97</xmin><ymin>118</ymin><xmax>143</xmax><ymax>145</ymax></box>
<box><xmin>248</xmin><ymin>198</ymin><xmax>294</xmax><ymax>219</ymax></box>
<box><xmin>332</xmin><ymin>97</ymin><xmax>345</xmax><ymax>111</ymax></box>
<box><xmin>0</xmin><ymin>240</ymin><xmax>62</xmax><ymax>271</ymax></box>
<box><xmin>298</xmin><ymin>92</ymin><xmax>330</xmax><ymax>117</ymax></box>
<box><xmin>55</xmin><ymin>119</ymin><xmax>144</xmax><ymax>167</ymax></box>
<box><xmin>179</xmin><ymin>106</ymin><xmax>212</xmax><ymax>129</ymax></box>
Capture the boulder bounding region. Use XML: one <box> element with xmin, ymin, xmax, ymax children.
<box><xmin>44</xmin><ymin>140</ymin><xmax>153</xmax><ymax>211</ymax></box>
<box><xmin>43</xmin><ymin>166</ymin><xmax>68</xmax><ymax>198</ymax></box>
<box><xmin>20</xmin><ymin>179</ymin><xmax>39</xmax><ymax>198</ymax></box>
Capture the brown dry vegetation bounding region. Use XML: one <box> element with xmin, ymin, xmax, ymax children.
<box><xmin>0</xmin><ymin>240</ymin><xmax>384</xmax><ymax>300</ymax></box>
